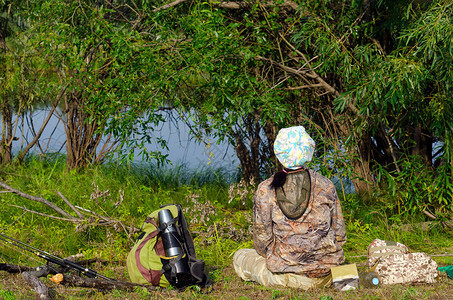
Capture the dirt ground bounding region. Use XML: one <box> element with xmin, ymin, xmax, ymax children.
<box><xmin>1</xmin><ymin>266</ymin><xmax>453</xmax><ymax>300</ymax></box>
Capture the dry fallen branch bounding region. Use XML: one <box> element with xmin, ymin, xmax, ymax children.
<box><xmin>58</xmin><ymin>273</ymin><xmax>158</xmax><ymax>292</ymax></box>
<box><xmin>0</xmin><ymin>180</ymin><xmax>75</xmax><ymax>219</ymax></box>
<box><xmin>394</xmin><ymin>221</ymin><xmax>453</xmax><ymax>232</ymax></box>
<box><xmin>0</xmin><ymin>263</ymin><xmax>34</xmax><ymax>273</ymax></box>
<box><xmin>58</xmin><ymin>191</ymin><xmax>84</xmax><ymax>218</ymax></box>
<box><xmin>22</xmin><ymin>265</ymin><xmax>52</xmax><ymax>300</ymax></box>
<box><xmin>152</xmin><ymin>0</ymin><xmax>302</xmax><ymax>12</ymax></box>
<box><xmin>1</xmin><ymin>263</ymin><xmax>157</xmax><ymax>299</ymax></box>
<box><xmin>215</xmin><ymin>0</ymin><xmax>299</xmax><ymax>10</ymax></box>
<box><xmin>9</xmin><ymin>205</ymin><xmax>78</xmax><ymax>222</ymax></box>
<box><xmin>153</xmin><ymin>0</ymin><xmax>187</xmax><ymax>12</ymax></box>
<box><xmin>0</xmin><ymin>179</ymin><xmax>139</xmax><ymax>238</ymax></box>
<box><xmin>422</xmin><ymin>210</ymin><xmax>453</xmax><ymax>229</ymax></box>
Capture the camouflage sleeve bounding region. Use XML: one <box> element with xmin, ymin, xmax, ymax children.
<box><xmin>253</xmin><ymin>180</ymin><xmax>274</xmax><ymax>257</ymax></box>
<box><xmin>329</xmin><ymin>183</ymin><xmax>347</xmax><ymax>246</ymax></box>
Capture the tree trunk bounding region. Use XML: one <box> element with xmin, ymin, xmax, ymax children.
<box><xmin>262</xmin><ymin>120</ymin><xmax>278</xmax><ymax>177</ymax></box>
<box><xmin>64</xmin><ymin>93</ymin><xmax>103</xmax><ymax>170</ymax></box>
<box><xmin>0</xmin><ymin>95</ymin><xmax>13</xmax><ymax>165</ymax></box>
<box><xmin>234</xmin><ymin>131</ymin><xmax>255</xmax><ymax>182</ymax></box>
<box><xmin>336</xmin><ymin>116</ymin><xmax>375</xmax><ymax>194</ymax></box>
<box><xmin>233</xmin><ymin>113</ymin><xmax>275</xmax><ymax>183</ymax></box>
<box><xmin>0</xmin><ymin>25</ymin><xmax>13</xmax><ymax>165</ymax></box>
<box><xmin>410</xmin><ymin>124</ymin><xmax>433</xmax><ymax>167</ymax></box>
<box><xmin>350</xmin><ymin>151</ymin><xmax>374</xmax><ymax>194</ymax></box>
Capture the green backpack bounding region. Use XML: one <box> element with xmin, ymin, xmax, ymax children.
<box><xmin>126</xmin><ymin>204</ymin><xmax>207</xmax><ymax>289</ymax></box>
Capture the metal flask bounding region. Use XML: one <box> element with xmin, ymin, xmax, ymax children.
<box><xmin>158</xmin><ymin>209</ymin><xmax>182</xmax><ymax>257</ymax></box>
<box><xmin>158</xmin><ymin>209</ymin><xmax>191</xmax><ymax>281</ymax></box>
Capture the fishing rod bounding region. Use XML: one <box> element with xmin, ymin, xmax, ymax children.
<box><xmin>0</xmin><ymin>232</ymin><xmax>114</xmax><ymax>281</ymax></box>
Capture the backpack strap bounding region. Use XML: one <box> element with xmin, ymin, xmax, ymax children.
<box><xmin>175</xmin><ymin>204</ymin><xmax>197</xmax><ymax>258</ymax></box>
<box><xmin>134</xmin><ymin>219</ymin><xmax>164</xmax><ymax>286</ymax></box>
<box><xmin>158</xmin><ymin>217</ymin><xmax>177</xmax><ymax>232</ymax></box>
<box><xmin>175</xmin><ymin>204</ymin><xmax>208</xmax><ymax>284</ymax></box>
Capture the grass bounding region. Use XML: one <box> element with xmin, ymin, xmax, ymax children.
<box><xmin>1</xmin><ymin>156</ymin><xmax>453</xmax><ymax>299</ymax></box>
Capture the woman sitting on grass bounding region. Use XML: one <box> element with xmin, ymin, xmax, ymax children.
<box><xmin>233</xmin><ymin>126</ymin><xmax>347</xmax><ymax>289</ymax></box>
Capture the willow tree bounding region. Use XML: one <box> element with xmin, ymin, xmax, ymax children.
<box><xmin>6</xmin><ymin>0</ymin><xmax>452</xmax><ymax>213</ymax></box>
<box><xmin>0</xmin><ymin>0</ymin><xmax>56</xmax><ymax>165</ymax></box>
<box><xmin>17</xmin><ymin>0</ymin><xmax>169</xmax><ymax>169</ymax></box>
<box><xmin>143</xmin><ymin>0</ymin><xmax>452</xmax><ymax>212</ymax></box>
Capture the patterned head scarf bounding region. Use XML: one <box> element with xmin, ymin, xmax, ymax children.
<box><xmin>274</xmin><ymin>126</ymin><xmax>315</xmax><ymax>169</ymax></box>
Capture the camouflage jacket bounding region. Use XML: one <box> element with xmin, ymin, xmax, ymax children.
<box><xmin>253</xmin><ymin>170</ymin><xmax>347</xmax><ymax>277</ymax></box>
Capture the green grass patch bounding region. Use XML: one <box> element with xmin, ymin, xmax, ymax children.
<box><xmin>1</xmin><ymin>156</ymin><xmax>453</xmax><ymax>299</ymax></box>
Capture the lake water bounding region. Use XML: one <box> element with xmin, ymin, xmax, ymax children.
<box><xmin>9</xmin><ymin>109</ymin><xmax>356</xmax><ymax>193</ymax></box>
<box><xmin>10</xmin><ymin>108</ymin><xmax>239</xmax><ymax>172</ymax></box>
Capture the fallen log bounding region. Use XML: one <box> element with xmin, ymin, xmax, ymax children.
<box><xmin>1</xmin><ymin>262</ymin><xmax>158</xmax><ymax>298</ymax></box>
<box><xmin>57</xmin><ymin>273</ymin><xmax>158</xmax><ymax>292</ymax></box>
<box><xmin>0</xmin><ymin>263</ymin><xmax>34</xmax><ymax>273</ymax></box>
<box><xmin>392</xmin><ymin>211</ymin><xmax>453</xmax><ymax>232</ymax></box>
<box><xmin>22</xmin><ymin>265</ymin><xmax>53</xmax><ymax>300</ymax></box>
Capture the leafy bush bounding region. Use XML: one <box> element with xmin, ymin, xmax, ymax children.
<box><xmin>376</xmin><ymin>156</ymin><xmax>453</xmax><ymax>215</ymax></box>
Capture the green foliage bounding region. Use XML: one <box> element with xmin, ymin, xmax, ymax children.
<box><xmin>3</xmin><ymin>0</ymin><xmax>451</xmax><ymax>216</ymax></box>
<box><xmin>285</xmin><ymin>0</ymin><xmax>453</xmax><ymax>208</ymax></box>
<box><xmin>0</xmin><ymin>290</ymin><xmax>15</xmax><ymax>300</ymax></box>
<box><xmin>376</xmin><ymin>157</ymin><xmax>453</xmax><ymax>215</ymax></box>
<box><xmin>10</xmin><ymin>0</ymin><xmax>172</xmax><ymax>166</ymax></box>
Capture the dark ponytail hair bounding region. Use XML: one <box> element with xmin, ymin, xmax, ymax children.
<box><xmin>270</xmin><ymin>169</ymin><xmax>288</xmax><ymax>190</ymax></box>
